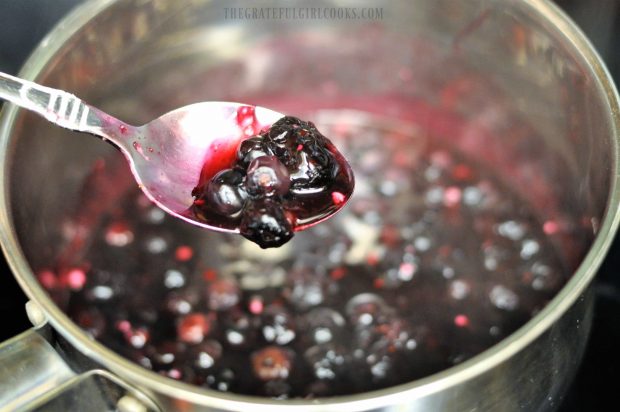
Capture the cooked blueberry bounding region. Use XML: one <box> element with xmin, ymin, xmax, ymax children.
<box><xmin>261</xmin><ymin>305</ymin><xmax>296</xmax><ymax>345</ymax></box>
<box><xmin>191</xmin><ymin>114</ymin><xmax>353</xmax><ymax>248</ymax></box>
<box><xmin>205</xmin><ymin>169</ymin><xmax>247</xmax><ymax>216</ymax></box>
<box><xmin>245</xmin><ymin>156</ymin><xmax>291</xmax><ymax>197</ymax></box>
<box><xmin>251</xmin><ymin>346</ymin><xmax>294</xmax><ymax>381</ymax></box>
<box><xmin>266</xmin><ymin>116</ymin><xmax>302</xmax><ymax>142</ymax></box>
<box><xmin>264</xmin><ymin>117</ymin><xmax>307</xmax><ymax>169</ymax></box>
<box><xmin>289</xmin><ymin>152</ymin><xmax>324</xmax><ymax>193</ymax></box>
<box><xmin>269</xmin><ymin>129</ymin><xmax>290</xmax><ymax>144</ymax></box>
<box><xmin>239</xmin><ymin>199</ymin><xmax>293</xmax><ymax>248</ymax></box>
<box><xmin>237</xmin><ymin>136</ymin><xmax>270</xmax><ymax>168</ymax></box>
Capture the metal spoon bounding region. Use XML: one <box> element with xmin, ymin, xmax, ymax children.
<box><xmin>0</xmin><ymin>71</ymin><xmax>352</xmax><ymax>234</ymax></box>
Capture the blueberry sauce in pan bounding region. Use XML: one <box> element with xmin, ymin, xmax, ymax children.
<box><xmin>40</xmin><ymin>112</ymin><xmax>570</xmax><ymax>398</ymax></box>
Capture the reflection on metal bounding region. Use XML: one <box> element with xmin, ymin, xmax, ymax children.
<box><xmin>0</xmin><ymin>327</ymin><xmax>160</xmax><ymax>411</ymax></box>
<box><xmin>25</xmin><ymin>300</ymin><xmax>48</xmax><ymax>328</ymax></box>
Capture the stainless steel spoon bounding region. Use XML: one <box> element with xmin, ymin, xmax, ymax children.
<box><xmin>0</xmin><ymin>71</ymin><xmax>353</xmax><ymax>234</ymax></box>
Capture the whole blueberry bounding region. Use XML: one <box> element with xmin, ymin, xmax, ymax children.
<box><xmin>239</xmin><ymin>199</ymin><xmax>293</xmax><ymax>248</ymax></box>
<box><xmin>237</xmin><ymin>136</ymin><xmax>270</xmax><ymax>169</ymax></box>
<box><xmin>205</xmin><ymin>169</ymin><xmax>247</xmax><ymax>216</ymax></box>
<box><xmin>245</xmin><ymin>156</ymin><xmax>291</xmax><ymax>197</ymax></box>
<box><xmin>266</xmin><ymin>116</ymin><xmax>302</xmax><ymax>143</ymax></box>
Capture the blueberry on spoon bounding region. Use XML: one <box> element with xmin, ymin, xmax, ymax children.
<box><xmin>191</xmin><ymin>115</ymin><xmax>355</xmax><ymax>248</ymax></box>
<box><xmin>0</xmin><ymin>72</ymin><xmax>354</xmax><ymax>248</ymax></box>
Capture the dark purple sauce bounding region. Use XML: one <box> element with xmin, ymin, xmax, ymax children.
<box><xmin>40</xmin><ymin>112</ymin><xmax>568</xmax><ymax>398</ymax></box>
<box><xmin>190</xmin><ymin>114</ymin><xmax>354</xmax><ymax>248</ymax></box>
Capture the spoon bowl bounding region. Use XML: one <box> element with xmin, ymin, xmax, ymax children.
<box><xmin>0</xmin><ymin>72</ymin><xmax>353</xmax><ymax>235</ymax></box>
<box><xmin>122</xmin><ymin>102</ymin><xmax>283</xmax><ymax>232</ymax></box>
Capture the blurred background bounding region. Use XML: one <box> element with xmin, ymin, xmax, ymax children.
<box><xmin>0</xmin><ymin>1</ymin><xmax>618</xmax><ymax>410</ymax></box>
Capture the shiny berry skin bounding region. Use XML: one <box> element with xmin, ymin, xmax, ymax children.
<box><xmin>239</xmin><ymin>199</ymin><xmax>293</xmax><ymax>248</ymax></box>
<box><xmin>304</xmin><ymin>344</ymin><xmax>349</xmax><ymax>381</ymax></box>
<box><xmin>345</xmin><ymin>293</ymin><xmax>394</xmax><ymax>328</ymax></box>
<box><xmin>266</xmin><ymin>116</ymin><xmax>300</xmax><ymax>143</ymax></box>
<box><xmin>245</xmin><ymin>156</ymin><xmax>291</xmax><ymax>197</ymax></box>
<box><xmin>236</xmin><ymin>136</ymin><xmax>270</xmax><ymax>169</ymax></box>
<box><xmin>190</xmin><ymin>340</ymin><xmax>223</xmax><ymax>370</ymax></box>
<box><xmin>221</xmin><ymin>307</ymin><xmax>258</xmax><ymax>349</ymax></box>
<box><xmin>301</xmin><ymin>308</ymin><xmax>346</xmax><ymax>345</ymax></box>
<box><xmin>261</xmin><ymin>305</ymin><xmax>296</xmax><ymax>345</ymax></box>
<box><xmin>147</xmin><ymin>341</ymin><xmax>186</xmax><ymax>368</ymax></box>
<box><xmin>204</xmin><ymin>169</ymin><xmax>247</xmax><ymax>217</ymax></box>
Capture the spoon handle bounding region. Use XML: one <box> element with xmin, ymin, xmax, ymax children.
<box><xmin>0</xmin><ymin>71</ymin><xmax>129</xmax><ymax>139</ymax></box>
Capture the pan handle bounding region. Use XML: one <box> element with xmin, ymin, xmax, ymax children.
<box><xmin>0</xmin><ymin>317</ymin><xmax>160</xmax><ymax>411</ymax></box>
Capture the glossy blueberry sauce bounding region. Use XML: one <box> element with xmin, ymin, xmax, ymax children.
<box><xmin>40</xmin><ymin>112</ymin><xmax>569</xmax><ymax>398</ymax></box>
<box><xmin>190</xmin><ymin>114</ymin><xmax>355</xmax><ymax>248</ymax></box>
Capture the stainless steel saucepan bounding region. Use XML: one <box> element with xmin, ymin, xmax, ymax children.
<box><xmin>0</xmin><ymin>0</ymin><xmax>618</xmax><ymax>410</ymax></box>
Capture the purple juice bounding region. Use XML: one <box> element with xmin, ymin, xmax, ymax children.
<box><xmin>40</xmin><ymin>111</ymin><xmax>569</xmax><ymax>398</ymax></box>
